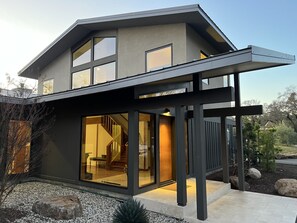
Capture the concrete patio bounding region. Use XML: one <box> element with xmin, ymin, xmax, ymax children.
<box><xmin>134</xmin><ymin>179</ymin><xmax>297</xmax><ymax>223</ymax></box>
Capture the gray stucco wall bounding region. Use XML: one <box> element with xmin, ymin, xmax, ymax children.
<box><xmin>186</xmin><ymin>24</ymin><xmax>218</xmax><ymax>62</ymax></box>
<box><xmin>37</xmin><ymin>23</ymin><xmax>229</xmax><ymax>96</ymax></box>
<box><xmin>117</xmin><ymin>23</ymin><xmax>187</xmax><ymax>78</ymax></box>
<box><xmin>38</xmin><ymin>49</ymin><xmax>71</xmax><ymax>94</ymax></box>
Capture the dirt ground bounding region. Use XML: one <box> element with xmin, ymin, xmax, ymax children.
<box><xmin>207</xmin><ymin>163</ymin><xmax>297</xmax><ymax>195</ymax></box>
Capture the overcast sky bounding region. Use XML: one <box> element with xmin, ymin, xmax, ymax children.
<box><xmin>0</xmin><ymin>0</ymin><xmax>296</xmax><ymax>104</ymax></box>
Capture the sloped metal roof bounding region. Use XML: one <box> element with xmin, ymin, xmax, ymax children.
<box><xmin>18</xmin><ymin>4</ymin><xmax>236</xmax><ymax>79</ymax></box>
<box><xmin>28</xmin><ymin>45</ymin><xmax>294</xmax><ymax>103</ymax></box>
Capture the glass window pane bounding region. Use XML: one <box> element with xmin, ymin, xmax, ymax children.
<box><xmin>81</xmin><ymin>114</ymin><xmax>128</xmax><ymax>188</ymax></box>
<box><xmin>72</xmin><ymin>69</ymin><xmax>90</xmax><ymax>89</ymax></box>
<box><xmin>93</xmin><ymin>62</ymin><xmax>116</xmax><ymax>84</ymax></box>
<box><xmin>8</xmin><ymin>121</ymin><xmax>31</xmax><ymax>174</ymax></box>
<box><xmin>73</xmin><ymin>41</ymin><xmax>91</xmax><ymax>67</ymax></box>
<box><xmin>94</xmin><ymin>37</ymin><xmax>116</xmax><ymax>61</ymax></box>
<box><xmin>139</xmin><ymin>113</ymin><xmax>155</xmax><ymax>187</ymax></box>
<box><xmin>146</xmin><ymin>45</ymin><xmax>172</xmax><ymax>72</ymax></box>
<box><xmin>43</xmin><ymin>79</ymin><xmax>54</xmax><ymax>95</ymax></box>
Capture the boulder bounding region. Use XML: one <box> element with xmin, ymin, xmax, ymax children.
<box><xmin>274</xmin><ymin>179</ymin><xmax>297</xmax><ymax>198</ymax></box>
<box><xmin>32</xmin><ymin>195</ymin><xmax>83</xmax><ymax>220</ymax></box>
<box><xmin>229</xmin><ymin>176</ymin><xmax>250</xmax><ymax>190</ymax></box>
<box><xmin>247</xmin><ymin>168</ymin><xmax>261</xmax><ymax>179</ymax></box>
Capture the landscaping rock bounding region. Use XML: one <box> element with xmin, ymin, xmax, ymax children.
<box><xmin>229</xmin><ymin>176</ymin><xmax>250</xmax><ymax>190</ymax></box>
<box><xmin>247</xmin><ymin>168</ymin><xmax>261</xmax><ymax>179</ymax></box>
<box><xmin>274</xmin><ymin>178</ymin><xmax>297</xmax><ymax>198</ymax></box>
<box><xmin>32</xmin><ymin>195</ymin><xmax>83</xmax><ymax>220</ymax></box>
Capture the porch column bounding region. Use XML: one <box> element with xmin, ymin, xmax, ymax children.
<box><xmin>175</xmin><ymin>105</ymin><xmax>187</xmax><ymax>206</ymax></box>
<box><xmin>220</xmin><ymin>117</ymin><xmax>229</xmax><ymax>183</ymax></box>
<box><xmin>234</xmin><ymin>73</ymin><xmax>245</xmax><ymax>191</ymax></box>
<box><xmin>193</xmin><ymin>74</ymin><xmax>207</xmax><ymax>220</ymax></box>
<box><xmin>128</xmin><ymin>110</ymin><xmax>139</xmax><ymax>195</ymax></box>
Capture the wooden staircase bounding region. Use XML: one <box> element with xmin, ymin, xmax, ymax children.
<box><xmin>101</xmin><ymin>115</ymin><xmax>128</xmax><ymax>171</ymax></box>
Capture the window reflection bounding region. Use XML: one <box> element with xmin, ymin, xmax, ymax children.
<box><xmin>81</xmin><ymin>114</ymin><xmax>128</xmax><ymax>187</ymax></box>
<box><xmin>8</xmin><ymin>121</ymin><xmax>31</xmax><ymax>174</ymax></box>
<box><xmin>72</xmin><ymin>69</ymin><xmax>91</xmax><ymax>89</ymax></box>
<box><xmin>139</xmin><ymin>113</ymin><xmax>155</xmax><ymax>187</ymax></box>
<box><xmin>73</xmin><ymin>41</ymin><xmax>91</xmax><ymax>67</ymax></box>
<box><xmin>93</xmin><ymin>62</ymin><xmax>116</xmax><ymax>84</ymax></box>
<box><xmin>43</xmin><ymin>79</ymin><xmax>54</xmax><ymax>95</ymax></box>
<box><xmin>146</xmin><ymin>45</ymin><xmax>172</xmax><ymax>72</ymax></box>
<box><xmin>94</xmin><ymin>37</ymin><xmax>116</xmax><ymax>61</ymax></box>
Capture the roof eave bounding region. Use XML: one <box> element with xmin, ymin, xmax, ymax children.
<box><xmin>29</xmin><ymin>46</ymin><xmax>294</xmax><ymax>103</ymax></box>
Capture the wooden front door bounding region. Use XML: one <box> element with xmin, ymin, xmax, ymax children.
<box><xmin>159</xmin><ymin>116</ymin><xmax>173</xmax><ymax>183</ymax></box>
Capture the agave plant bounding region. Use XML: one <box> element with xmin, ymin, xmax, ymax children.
<box><xmin>113</xmin><ymin>199</ymin><xmax>149</xmax><ymax>223</ymax></box>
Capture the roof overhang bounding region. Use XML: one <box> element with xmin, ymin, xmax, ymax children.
<box><xmin>30</xmin><ymin>45</ymin><xmax>294</xmax><ymax>103</ymax></box>
<box><xmin>18</xmin><ymin>4</ymin><xmax>236</xmax><ymax>79</ymax></box>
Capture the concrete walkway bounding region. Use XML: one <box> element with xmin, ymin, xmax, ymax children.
<box><xmin>193</xmin><ymin>190</ymin><xmax>297</xmax><ymax>223</ymax></box>
<box><xmin>135</xmin><ymin>179</ymin><xmax>297</xmax><ymax>223</ymax></box>
<box><xmin>276</xmin><ymin>159</ymin><xmax>297</xmax><ymax>165</ymax></box>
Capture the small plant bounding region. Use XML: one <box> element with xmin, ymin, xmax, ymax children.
<box><xmin>113</xmin><ymin>199</ymin><xmax>149</xmax><ymax>223</ymax></box>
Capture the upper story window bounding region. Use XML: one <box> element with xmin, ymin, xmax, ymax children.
<box><xmin>72</xmin><ymin>69</ymin><xmax>91</xmax><ymax>89</ymax></box>
<box><xmin>71</xmin><ymin>37</ymin><xmax>117</xmax><ymax>89</ymax></box>
<box><xmin>73</xmin><ymin>40</ymin><xmax>91</xmax><ymax>67</ymax></box>
<box><xmin>94</xmin><ymin>62</ymin><xmax>116</xmax><ymax>84</ymax></box>
<box><xmin>43</xmin><ymin>79</ymin><xmax>54</xmax><ymax>95</ymax></box>
<box><xmin>94</xmin><ymin>37</ymin><xmax>116</xmax><ymax>60</ymax></box>
<box><xmin>146</xmin><ymin>45</ymin><xmax>172</xmax><ymax>72</ymax></box>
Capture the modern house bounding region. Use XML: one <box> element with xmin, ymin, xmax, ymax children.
<box><xmin>12</xmin><ymin>4</ymin><xmax>294</xmax><ymax>221</ymax></box>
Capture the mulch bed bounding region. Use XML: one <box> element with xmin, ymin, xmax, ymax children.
<box><xmin>207</xmin><ymin>163</ymin><xmax>297</xmax><ymax>195</ymax></box>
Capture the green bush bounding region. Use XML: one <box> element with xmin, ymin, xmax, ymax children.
<box><xmin>243</xmin><ymin>119</ymin><xmax>260</xmax><ymax>168</ymax></box>
<box><xmin>275</xmin><ymin>124</ymin><xmax>297</xmax><ymax>145</ymax></box>
<box><xmin>259</xmin><ymin>129</ymin><xmax>281</xmax><ymax>172</ymax></box>
<box><xmin>113</xmin><ymin>199</ymin><xmax>149</xmax><ymax>223</ymax></box>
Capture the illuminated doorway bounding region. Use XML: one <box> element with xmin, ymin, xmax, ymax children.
<box><xmin>159</xmin><ymin>116</ymin><xmax>173</xmax><ymax>183</ymax></box>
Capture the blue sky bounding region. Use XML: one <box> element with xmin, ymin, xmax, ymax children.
<box><xmin>0</xmin><ymin>0</ymin><xmax>296</xmax><ymax>104</ymax></box>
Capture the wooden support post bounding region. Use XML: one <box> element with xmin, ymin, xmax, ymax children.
<box><xmin>193</xmin><ymin>74</ymin><xmax>207</xmax><ymax>220</ymax></box>
<box><xmin>221</xmin><ymin>117</ymin><xmax>229</xmax><ymax>183</ymax></box>
<box><xmin>234</xmin><ymin>73</ymin><xmax>245</xmax><ymax>191</ymax></box>
<box><xmin>175</xmin><ymin>105</ymin><xmax>187</xmax><ymax>206</ymax></box>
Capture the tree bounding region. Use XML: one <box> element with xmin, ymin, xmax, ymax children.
<box><xmin>0</xmin><ymin>96</ymin><xmax>54</xmax><ymax>207</ymax></box>
<box><xmin>265</xmin><ymin>86</ymin><xmax>297</xmax><ymax>132</ymax></box>
<box><xmin>275</xmin><ymin>123</ymin><xmax>297</xmax><ymax>145</ymax></box>
<box><xmin>278</xmin><ymin>86</ymin><xmax>297</xmax><ymax>133</ymax></box>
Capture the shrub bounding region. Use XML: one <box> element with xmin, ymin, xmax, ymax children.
<box><xmin>113</xmin><ymin>199</ymin><xmax>149</xmax><ymax>223</ymax></box>
<box><xmin>259</xmin><ymin>129</ymin><xmax>281</xmax><ymax>172</ymax></box>
<box><xmin>275</xmin><ymin>123</ymin><xmax>297</xmax><ymax>145</ymax></box>
<box><xmin>243</xmin><ymin>119</ymin><xmax>260</xmax><ymax>168</ymax></box>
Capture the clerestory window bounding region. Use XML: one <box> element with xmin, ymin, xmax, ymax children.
<box><xmin>71</xmin><ymin>37</ymin><xmax>116</xmax><ymax>89</ymax></box>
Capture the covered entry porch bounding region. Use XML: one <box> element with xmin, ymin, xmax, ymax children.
<box><xmin>134</xmin><ymin>179</ymin><xmax>230</xmax><ymax>219</ymax></box>
<box><xmin>130</xmin><ymin>45</ymin><xmax>294</xmax><ymax>221</ymax></box>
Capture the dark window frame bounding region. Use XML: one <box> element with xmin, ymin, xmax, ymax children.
<box><xmin>71</xmin><ymin>36</ymin><xmax>117</xmax><ymax>89</ymax></box>
<box><xmin>138</xmin><ymin>112</ymin><xmax>156</xmax><ymax>189</ymax></box>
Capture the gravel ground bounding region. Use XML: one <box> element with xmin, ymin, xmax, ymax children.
<box><xmin>1</xmin><ymin>181</ymin><xmax>187</xmax><ymax>223</ymax></box>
